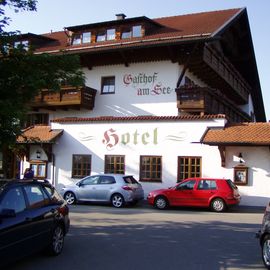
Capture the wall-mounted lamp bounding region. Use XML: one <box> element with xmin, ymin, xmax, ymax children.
<box><xmin>36</xmin><ymin>150</ymin><xmax>41</xmax><ymax>159</ymax></box>
<box><xmin>238</xmin><ymin>152</ymin><xmax>243</xmax><ymax>163</ymax></box>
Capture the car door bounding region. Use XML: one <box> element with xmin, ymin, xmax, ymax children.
<box><xmin>22</xmin><ymin>184</ymin><xmax>56</xmax><ymax>247</ymax></box>
<box><xmin>0</xmin><ymin>186</ymin><xmax>31</xmax><ymax>264</ymax></box>
<box><xmin>94</xmin><ymin>175</ymin><xmax>116</xmax><ymax>201</ymax></box>
<box><xmin>169</xmin><ymin>180</ymin><xmax>196</xmax><ymax>206</ymax></box>
<box><xmin>193</xmin><ymin>179</ymin><xmax>216</xmax><ymax>206</ymax></box>
<box><xmin>76</xmin><ymin>176</ymin><xmax>100</xmax><ymax>201</ymax></box>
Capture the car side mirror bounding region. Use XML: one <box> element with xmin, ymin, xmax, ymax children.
<box><xmin>0</xmin><ymin>208</ymin><xmax>16</xmax><ymax>218</ymax></box>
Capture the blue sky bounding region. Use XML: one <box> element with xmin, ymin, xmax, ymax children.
<box><xmin>4</xmin><ymin>0</ymin><xmax>270</xmax><ymax>121</ymax></box>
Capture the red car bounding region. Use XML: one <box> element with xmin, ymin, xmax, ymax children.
<box><xmin>147</xmin><ymin>178</ymin><xmax>241</xmax><ymax>212</ymax></box>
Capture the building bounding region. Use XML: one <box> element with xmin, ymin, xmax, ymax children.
<box><xmin>13</xmin><ymin>8</ymin><xmax>270</xmax><ymax>206</ymax></box>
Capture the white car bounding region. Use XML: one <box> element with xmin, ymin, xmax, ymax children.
<box><xmin>60</xmin><ymin>174</ymin><xmax>144</xmax><ymax>208</ymax></box>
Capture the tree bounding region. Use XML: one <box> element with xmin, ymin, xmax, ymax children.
<box><xmin>0</xmin><ymin>0</ymin><xmax>84</xmax><ymax>177</ymax></box>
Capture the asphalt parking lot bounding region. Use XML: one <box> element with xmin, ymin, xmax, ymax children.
<box><xmin>9</xmin><ymin>203</ymin><xmax>266</xmax><ymax>270</ymax></box>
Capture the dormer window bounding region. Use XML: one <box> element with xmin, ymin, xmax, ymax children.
<box><xmin>132</xmin><ymin>25</ymin><xmax>142</xmax><ymax>37</ymax></box>
<box><xmin>14</xmin><ymin>40</ymin><xmax>29</xmax><ymax>50</ymax></box>
<box><xmin>72</xmin><ymin>34</ymin><xmax>81</xmax><ymax>45</ymax></box>
<box><xmin>82</xmin><ymin>32</ymin><xmax>91</xmax><ymax>43</ymax></box>
<box><xmin>72</xmin><ymin>32</ymin><xmax>91</xmax><ymax>45</ymax></box>
<box><xmin>121</xmin><ymin>29</ymin><xmax>131</xmax><ymax>39</ymax></box>
<box><xmin>96</xmin><ymin>31</ymin><xmax>106</xmax><ymax>42</ymax></box>
<box><xmin>121</xmin><ymin>25</ymin><xmax>142</xmax><ymax>39</ymax></box>
<box><xmin>107</xmin><ymin>29</ymin><xmax>115</xmax><ymax>40</ymax></box>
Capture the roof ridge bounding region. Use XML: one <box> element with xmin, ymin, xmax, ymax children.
<box><xmin>154</xmin><ymin>8</ymin><xmax>242</xmax><ymax>21</ymax></box>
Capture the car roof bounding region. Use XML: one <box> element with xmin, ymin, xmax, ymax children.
<box><xmin>183</xmin><ymin>178</ymin><xmax>229</xmax><ymax>181</ymax></box>
<box><xmin>0</xmin><ymin>179</ymin><xmax>51</xmax><ymax>189</ymax></box>
<box><xmin>84</xmin><ymin>174</ymin><xmax>133</xmax><ymax>178</ymax></box>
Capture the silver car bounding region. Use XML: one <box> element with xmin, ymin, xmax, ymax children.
<box><xmin>60</xmin><ymin>174</ymin><xmax>144</xmax><ymax>208</ymax></box>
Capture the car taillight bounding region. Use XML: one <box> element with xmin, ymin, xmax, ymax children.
<box><xmin>122</xmin><ymin>185</ymin><xmax>133</xmax><ymax>191</ymax></box>
<box><xmin>59</xmin><ymin>205</ymin><xmax>69</xmax><ymax>215</ymax></box>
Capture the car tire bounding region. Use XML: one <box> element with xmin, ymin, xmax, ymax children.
<box><xmin>154</xmin><ymin>196</ymin><xmax>168</xmax><ymax>210</ymax></box>
<box><xmin>47</xmin><ymin>225</ymin><xmax>64</xmax><ymax>256</ymax></box>
<box><xmin>262</xmin><ymin>234</ymin><xmax>270</xmax><ymax>269</ymax></box>
<box><xmin>211</xmin><ymin>198</ymin><xmax>226</xmax><ymax>212</ymax></box>
<box><xmin>64</xmin><ymin>191</ymin><xmax>76</xmax><ymax>205</ymax></box>
<box><xmin>111</xmin><ymin>194</ymin><xmax>125</xmax><ymax>208</ymax></box>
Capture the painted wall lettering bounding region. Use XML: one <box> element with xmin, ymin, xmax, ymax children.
<box><xmin>102</xmin><ymin>128</ymin><xmax>158</xmax><ymax>150</ymax></box>
<box><xmin>123</xmin><ymin>72</ymin><xmax>172</xmax><ymax>96</ymax></box>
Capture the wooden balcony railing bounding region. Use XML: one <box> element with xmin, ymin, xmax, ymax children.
<box><xmin>31</xmin><ymin>86</ymin><xmax>97</xmax><ymax>110</ymax></box>
<box><xmin>203</xmin><ymin>44</ymin><xmax>250</xmax><ymax>103</ymax></box>
<box><xmin>176</xmin><ymin>86</ymin><xmax>251</xmax><ymax>122</ymax></box>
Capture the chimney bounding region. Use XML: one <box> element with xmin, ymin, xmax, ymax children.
<box><xmin>116</xmin><ymin>13</ymin><xmax>126</xmax><ymax>20</ymax></box>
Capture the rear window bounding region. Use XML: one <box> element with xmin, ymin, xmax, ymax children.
<box><xmin>226</xmin><ymin>179</ymin><xmax>238</xmax><ymax>190</ymax></box>
<box><xmin>44</xmin><ymin>185</ymin><xmax>63</xmax><ymax>203</ymax></box>
<box><xmin>123</xmin><ymin>176</ymin><xmax>138</xmax><ymax>184</ymax></box>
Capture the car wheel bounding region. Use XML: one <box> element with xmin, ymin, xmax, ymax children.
<box><xmin>154</xmin><ymin>196</ymin><xmax>168</xmax><ymax>210</ymax></box>
<box><xmin>64</xmin><ymin>191</ymin><xmax>76</xmax><ymax>205</ymax></box>
<box><xmin>47</xmin><ymin>225</ymin><xmax>64</xmax><ymax>256</ymax></box>
<box><xmin>211</xmin><ymin>198</ymin><xmax>226</xmax><ymax>212</ymax></box>
<box><xmin>262</xmin><ymin>235</ymin><xmax>270</xmax><ymax>269</ymax></box>
<box><xmin>111</xmin><ymin>194</ymin><xmax>124</xmax><ymax>208</ymax></box>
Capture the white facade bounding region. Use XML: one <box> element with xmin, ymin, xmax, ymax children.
<box><xmin>50</xmin><ymin>118</ymin><xmax>225</xmax><ymax>189</ymax></box>
<box><xmin>24</xmin><ymin>60</ymin><xmax>268</xmax><ymax>207</ymax></box>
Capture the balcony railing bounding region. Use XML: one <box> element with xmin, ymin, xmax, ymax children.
<box><xmin>203</xmin><ymin>44</ymin><xmax>250</xmax><ymax>103</ymax></box>
<box><xmin>176</xmin><ymin>86</ymin><xmax>251</xmax><ymax>122</ymax></box>
<box><xmin>31</xmin><ymin>86</ymin><xmax>97</xmax><ymax>110</ymax></box>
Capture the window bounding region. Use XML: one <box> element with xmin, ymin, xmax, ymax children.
<box><xmin>105</xmin><ymin>155</ymin><xmax>125</xmax><ymax>174</ymax></box>
<box><xmin>176</xmin><ymin>180</ymin><xmax>196</xmax><ymax>190</ymax></box>
<box><xmin>101</xmin><ymin>76</ymin><xmax>115</xmax><ymax>94</ymax></box>
<box><xmin>177</xmin><ymin>156</ymin><xmax>201</xmax><ymax>182</ymax></box>
<box><xmin>72</xmin><ymin>155</ymin><xmax>91</xmax><ymax>178</ymax></box>
<box><xmin>121</xmin><ymin>25</ymin><xmax>142</xmax><ymax>39</ymax></box>
<box><xmin>23</xmin><ymin>185</ymin><xmax>48</xmax><ymax>208</ymax></box>
<box><xmin>45</xmin><ymin>186</ymin><xmax>63</xmax><ymax>203</ymax></box>
<box><xmin>99</xmin><ymin>175</ymin><xmax>116</xmax><ymax>184</ymax></box>
<box><xmin>197</xmin><ymin>180</ymin><xmax>216</xmax><ymax>190</ymax></box>
<box><xmin>0</xmin><ymin>187</ymin><xmax>26</xmax><ymax>213</ymax></box>
<box><xmin>96</xmin><ymin>31</ymin><xmax>106</xmax><ymax>42</ymax></box>
<box><xmin>107</xmin><ymin>29</ymin><xmax>116</xmax><ymax>40</ymax></box>
<box><xmin>140</xmin><ymin>156</ymin><xmax>162</xmax><ymax>182</ymax></box>
<box><xmin>72</xmin><ymin>32</ymin><xmax>92</xmax><ymax>45</ymax></box>
<box><xmin>132</xmin><ymin>25</ymin><xmax>142</xmax><ymax>37</ymax></box>
<box><xmin>72</xmin><ymin>34</ymin><xmax>81</xmax><ymax>45</ymax></box>
<box><xmin>82</xmin><ymin>32</ymin><xmax>91</xmax><ymax>43</ymax></box>
<box><xmin>121</xmin><ymin>29</ymin><xmax>131</xmax><ymax>39</ymax></box>
<box><xmin>30</xmin><ymin>162</ymin><xmax>47</xmax><ymax>178</ymax></box>
<box><xmin>25</xmin><ymin>113</ymin><xmax>49</xmax><ymax>127</ymax></box>
<box><xmin>80</xmin><ymin>175</ymin><xmax>99</xmax><ymax>185</ymax></box>
<box><xmin>14</xmin><ymin>40</ymin><xmax>29</xmax><ymax>50</ymax></box>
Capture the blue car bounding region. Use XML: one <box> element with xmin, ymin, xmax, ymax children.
<box><xmin>0</xmin><ymin>179</ymin><xmax>70</xmax><ymax>267</ymax></box>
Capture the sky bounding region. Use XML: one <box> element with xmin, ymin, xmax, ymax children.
<box><xmin>4</xmin><ymin>0</ymin><xmax>270</xmax><ymax>121</ymax></box>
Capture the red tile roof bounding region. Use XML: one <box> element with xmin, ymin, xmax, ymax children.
<box><xmin>17</xmin><ymin>125</ymin><xmax>63</xmax><ymax>144</ymax></box>
<box><xmin>35</xmin><ymin>8</ymin><xmax>242</xmax><ymax>54</ymax></box>
<box><xmin>51</xmin><ymin>114</ymin><xmax>226</xmax><ymax>123</ymax></box>
<box><xmin>201</xmin><ymin>122</ymin><xmax>270</xmax><ymax>145</ymax></box>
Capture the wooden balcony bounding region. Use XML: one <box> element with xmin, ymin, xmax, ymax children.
<box><xmin>203</xmin><ymin>44</ymin><xmax>250</xmax><ymax>103</ymax></box>
<box><xmin>176</xmin><ymin>86</ymin><xmax>251</xmax><ymax>122</ymax></box>
<box><xmin>31</xmin><ymin>86</ymin><xmax>97</xmax><ymax>110</ymax></box>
